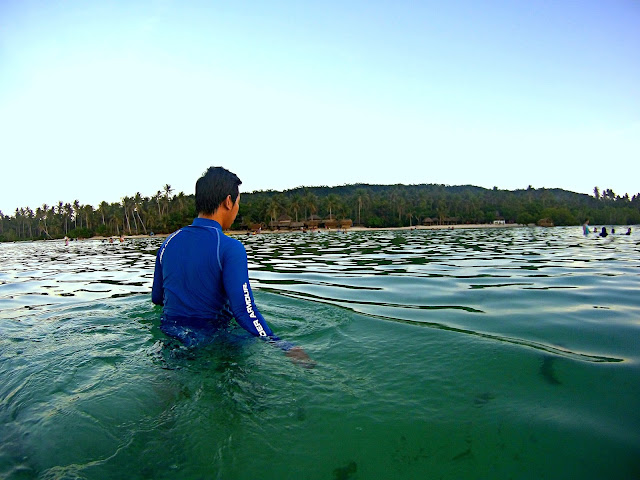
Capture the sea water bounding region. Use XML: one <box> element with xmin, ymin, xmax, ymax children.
<box><xmin>0</xmin><ymin>227</ymin><xmax>639</xmax><ymax>479</ymax></box>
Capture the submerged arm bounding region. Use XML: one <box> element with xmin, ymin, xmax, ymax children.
<box><xmin>222</xmin><ymin>239</ymin><xmax>314</xmax><ymax>366</ymax></box>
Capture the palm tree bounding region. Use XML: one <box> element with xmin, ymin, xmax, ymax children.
<box><xmin>390</xmin><ymin>189</ymin><xmax>406</xmax><ymax>224</ymax></box>
<box><xmin>268</xmin><ymin>197</ymin><xmax>281</xmax><ymax>225</ymax></box>
<box><xmin>99</xmin><ymin>201</ymin><xmax>109</xmax><ymax>225</ymax></box>
<box><xmin>82</xmin><ymin>204</ymin><xmax>94</xmax><ymax>230</ymax></box>
<box><xmin>163</xmin><ymin>184</ymin><xmax>173</xmax><ymax>216</ymax></box>
<box><xmin>107</xmin><ymin>202</ymin><xmax>120</xmax><ymax>235</ymax></box>
<box><xmin>133</xmin><ymin>192</ymin><xmax>147</xmax><ymax>234</ymax></box>
<box><xmin>46</xmin><ymin>205</ymin><xmax>56</xmax><ymax>236</ymax></box>
<box><xmin>145</xmin><ymin>203</ymin><xmax>159</xmax><ymax>232</ymax></box>
<box><xmin>603</xmin><ymin>188</ymin><xmax>616</xmax><ymax>201</ymax></box>
<box><xmin>26</xmin><ymin>207</ymin><xmax>34</xmax><ymax>238</ymax></box>
<box><xmin>73</xmin><ymin>199</ymin><xmax>81</xmax><ymax>229</ymax></box>
<box><xmin>64</xmin><ymin>203</ymin><xmax>73</xmax><ymax>234</ymax></box>
<box><xmin>290</xmin><ymin>194</ymin><xmax>302</xmax><ymax>222</ymax></box>
<box><xmin>121</xmin><ymin>197</ymin><xmax>132</xmax><ymax>234</ymax></box>
<box><xmin>406</xmin><ymin>211</ymin><xmax>415</xmax><ymax>227</ymax></box>
<box><xmin>354</xmin><ymin>189</ymin><xmax>370</xmax><ymax>225</ymax></box>
<box><xmin>35</xmin><ymin>207</ymin><xmax>44</xmax><ymax>237</ymax></box>
<box><xmin>155</xmin><ymin>190</ymin><xmax>162</xmax><ymax>216</ymax></box>
<box><xmin>15</xmin><ymin>208</ymin><xmax>23</xmax><ymax>238</ymax></box>
<box><xmin>173</xmin><ymin>192</ymin><xmax>187</xmax><ymax>215</ymax></box>
<box><xmin>251</xmin><ymin>197</ymin><xmax>270</xmax><ymax>225</ymax></box>
<box><xmin>436</xmin><ymin>198</ymin><xmax>448</xmax><ymax>225</ymax></box>
<box><xmin>325</xmin><ymin>194</ymin><xmax>341</xmax><ymax>219</ymax></box>
<box><xmin>39</xmin><ymin>204</ymin><xmax>51</xmax><ymax>238</ymax></box>
<box><xmin>303</xmin><ymin>191</ymin><xmax>318</xmax><ymax>220</ymax></box>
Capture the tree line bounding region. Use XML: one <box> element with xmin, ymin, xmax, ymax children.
<box><xmin>1</xmin><ymin>184</ymin><xmax>638</xmax><ymax>242</ymax></box>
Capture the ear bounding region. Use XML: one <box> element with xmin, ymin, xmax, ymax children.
<box><xmin>223</xmin><ymin>195</ymin><xmax>234</xmax><ymax>210</ymax></box>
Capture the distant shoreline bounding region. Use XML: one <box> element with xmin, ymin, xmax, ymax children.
<box><xmin>88</xmin><ymin>222</ymin><xmax>526</xmax><ymax>241</ymax></box>
<box><xmin>229</xmin><ymin>222</ymin><xmax>526</xmax><ymax>236</ymax></box>
<box><xmin>5</xmin><ymin>222</ymin><xmax>633</xmax><ymax>244</ymax></box>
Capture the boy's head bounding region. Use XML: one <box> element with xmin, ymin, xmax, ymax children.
<box><xmin>195</xmin><ymin>167</ymin><xmax>242</xmax><ymax>214</ymax></box>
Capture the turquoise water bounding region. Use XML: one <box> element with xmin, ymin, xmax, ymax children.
<box><xmin>1</xmin><ymin>227</ymin><xmax>639</xmax><ymax>479</ymax></box>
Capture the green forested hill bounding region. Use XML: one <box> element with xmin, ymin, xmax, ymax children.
<box><xmin>1</xmin><ymin>184</ymin><xmax>638</xmax><ymax>241</ymax></box>
<box><xmin>239</xmin><ymin>184</ymin><xmax>638</xmax><ymax>229</ymax></box>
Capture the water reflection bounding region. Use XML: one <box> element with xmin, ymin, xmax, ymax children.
<box><xmin>1</xmin><ymin>227</ymin><xmax>639</xmax><ymax>364</ymax></box>
<box><xmin>1</xmin><ymin>227</ymin><xmax>639</xmax><ymax>479</ymax></box>
<box><xmin>239</xmin><ymin>227</ymin><xmax>638</xmax><ymax>363</ymax></box>
<box><xmin>0</xmin><ymin>239</ymin><xmax>158</xmax><ymax>318</ymax></box>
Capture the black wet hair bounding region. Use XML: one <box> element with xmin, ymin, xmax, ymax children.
<box><xmin>195</xmin><ymin>167</ymin><xmax>242</xmax><ymax>214</ymax></box>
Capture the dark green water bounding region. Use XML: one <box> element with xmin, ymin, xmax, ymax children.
<box><xmin>1</xmin><ymin>227</ymin><xmax>639</xmax><ymax>479</ymax></box>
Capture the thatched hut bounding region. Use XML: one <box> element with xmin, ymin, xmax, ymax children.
<box><xmin>306</xmin><ymin>214</ymin><xmax>321</xmax><ymax>229</ymax></box>
<box><xmin>277</xmin><ymin>214</ymin><xmax>292</xmax><ymax>230</ymax></box>
<box><xmin>537</xmin><ymin>218</ymin><xmax>554</xmax><ymax>227</ymax></box>
<box><xmin>323</xmin><ymin>214</ymin><xmax>338</xmax><ymax>229</ymax></box>
<box><xmin>340</xmin><ymin>219</ymin><xmax>353</xmax><ymax>229</ymax></box>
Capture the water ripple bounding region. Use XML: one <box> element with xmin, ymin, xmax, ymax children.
<box><xmin>1</xmin><ymin>227</ymin><xmax>639</xmax><ymax>478</ymax></box>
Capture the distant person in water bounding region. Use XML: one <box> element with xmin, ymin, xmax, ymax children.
<box><xmin>151</xmin><ymin>166</ymin><xmax>312</xmax><ymax>366</ymax></box>
<box><xmin>625</xmin><ymin>228</ymin><xmax>632</xmax><ymax>235</ymax></box>
<box><xmin>599</xmin><ymin>227</ymin><xmax>608</xmax><ymax>237</ymax></box>
<box><xmin>582</xmin><ymin>219</ymin><xmax>590</xmax><ymax>235</ymax></box>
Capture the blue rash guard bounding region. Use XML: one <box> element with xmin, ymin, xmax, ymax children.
<box><xmin>152</xmin><ymin>217</ymin><xmax>291</xmax><ymax>349</ymax></box>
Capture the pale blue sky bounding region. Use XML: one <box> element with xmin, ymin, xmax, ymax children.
<box><xmin>1</xmin><ymin>0</ymin><xmax>638</xmax><ymax>214</ymax></box>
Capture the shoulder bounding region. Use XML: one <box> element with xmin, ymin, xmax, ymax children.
<box><xmin>158</xmin><ymin>228</ymin><xmax>181</xmax><ymax>248</ymax></box>
<box><xmin>221</xmin><ymin>233</ymin><xmax>246</xmax><ymax>252</ymax></box>
<box><xmin>219</xmin><ymin>234</ymin><xmax>248</xmax><ymax>263</ymax></box>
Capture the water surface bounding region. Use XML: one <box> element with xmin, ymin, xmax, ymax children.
<box><xmin>1</xmin><ymin>227</ymin><xmax>639</xmax><ymax>479</ymax></box>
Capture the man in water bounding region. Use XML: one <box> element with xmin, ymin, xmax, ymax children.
<box><xmin>582</xmin><ymin>219</ymin><xmax>590</xmax><ymax>235</ymax></box>
<box><xmin>152</xmin><ymin>166</ymin><xmax>311</xmax><ymax>365</ymax></box>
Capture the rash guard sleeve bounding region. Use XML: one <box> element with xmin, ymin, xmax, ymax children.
<box><xmin>221</xmin><ymin>237</ymin><xmax>290</xmax><ymax>348</ymax></box>
<box><xmin>151</xmin><ymin>253</ymin><xmax>164</xmax><ymax>305</ymax></box>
